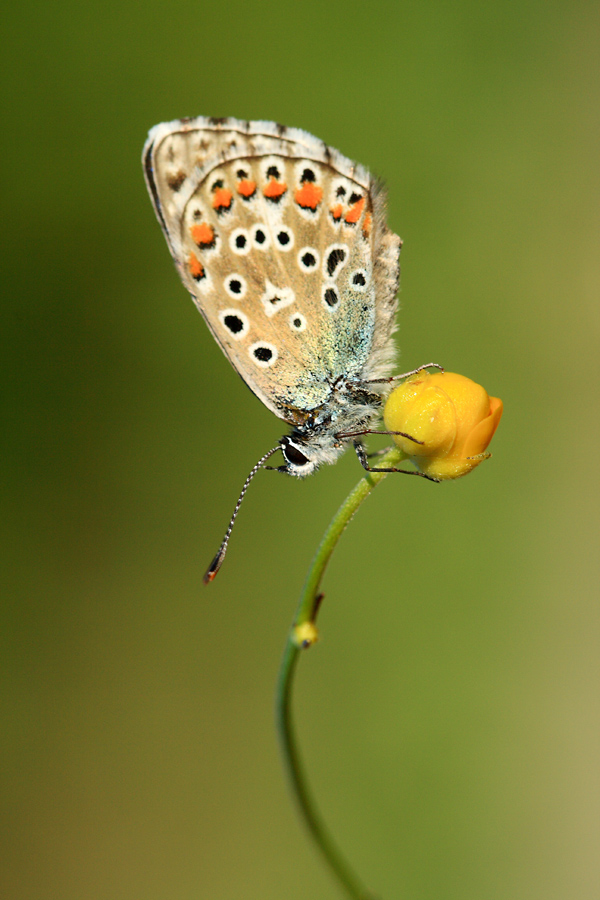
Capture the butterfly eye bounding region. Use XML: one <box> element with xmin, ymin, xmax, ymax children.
<box><xmin>281</xmin><ymin>438</ymin><xmax>310</xmax><ymax>467</ymax></box>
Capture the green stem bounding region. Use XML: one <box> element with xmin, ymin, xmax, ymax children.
<box><xmin>275</xmin><ymin>447</ymin><xmax>406</xmax><ymax>900</ymax></box>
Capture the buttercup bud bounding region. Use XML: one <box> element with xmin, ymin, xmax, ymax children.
<box><xmin>383</xmin><ymin>371</ymin><xmax>503</xmax><ymax>480</ymax></box>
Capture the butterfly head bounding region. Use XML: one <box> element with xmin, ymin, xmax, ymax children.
<box><xmin>276</xmin><ymin>431</ymin><xmax>351</xmax><ymax>477</ymax></box>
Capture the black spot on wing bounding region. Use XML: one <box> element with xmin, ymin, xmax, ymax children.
<box><xmin>324</xmin><ymin>287</ymin><xmax>339</xmax><ymax>307</ymax></box>
<box><xmin>327</xmin><ymin>247</ymin><xmax>346</xmax><ymax>276</ymax></box>
<box><xmin>224</xmin><ymin>314</ymin><xmax>243</xmax><ymax>334</ymax></box>
<box><xmin>254</xmin><ymin>346</ymin><xmax>273</xmax><ymax>362</ymax></box>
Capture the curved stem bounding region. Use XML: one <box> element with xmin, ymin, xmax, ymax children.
<box><xmin>275</xmin><ymin>447</ymin><xmax>406</xmax><ymax>900</ymax></box>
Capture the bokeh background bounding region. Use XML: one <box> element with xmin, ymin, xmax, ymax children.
<box><xmin>3</xmin><ymin>2</ymin><xmax>599</xmax><ymax>899</ymax></box>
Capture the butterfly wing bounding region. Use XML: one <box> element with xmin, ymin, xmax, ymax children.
<box><xmin>143</xmin><ymin>117</ymin><xmax>400</xmax><ymax>425</ymax></box>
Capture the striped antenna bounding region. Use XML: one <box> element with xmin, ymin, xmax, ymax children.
<box><xmin>203</xmin><ymin>445</ymin><xmax>281</xmax><ymax>584</ymax></box>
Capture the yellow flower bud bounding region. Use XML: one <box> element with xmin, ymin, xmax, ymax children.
<box><xmin>383</xmin><ymin>371</ymin><xmax>503</xmax><ymax>480</ymax></box>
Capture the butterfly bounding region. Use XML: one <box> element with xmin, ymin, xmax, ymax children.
<box><xmin>143</xmin><ymin>117</ymin><xmax>438</xmax><ymax>580</ymax></box>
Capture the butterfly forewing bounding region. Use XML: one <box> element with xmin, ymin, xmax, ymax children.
<box><xmin>144</xmin><ymin>117</ymin><xmax>400</xmax><ymax>424</ymax></box>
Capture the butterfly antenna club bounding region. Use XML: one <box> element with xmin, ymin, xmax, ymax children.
<box><xmin>203</xmin><ymin>445</ymin><xmax>281</xmax><ymax>584</ymax></box>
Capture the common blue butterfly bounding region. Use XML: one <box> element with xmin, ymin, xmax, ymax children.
<box><xmin>143</xmin><ymin>118</ymin><xmax>437</xmax><ymax>579</ymax></box>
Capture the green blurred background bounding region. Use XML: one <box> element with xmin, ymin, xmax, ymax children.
<box><xmin>3</xmin><ymin>1</ymin><xmax>599</xmax><ymax>898</ymax></box>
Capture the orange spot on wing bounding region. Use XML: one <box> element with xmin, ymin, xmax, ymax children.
<box><xmin>330</xmin><ymin>203</ymin><xmax>343</xmax><ymax>220</ymax></box>
<box><xmin>362</xmin><ymin>212</ymin><xmax>372</xmax><ymax>237</ymax></box>
<box><xmin>190</xmin><ymin>222</ymin><xmax>215</xmax><ymax>247</ymax></box>
<box><xmin>212</xmin><ymin>188</ymin><xmax>233</xmax><ymax>211</ymax></box>
<box><xmin>294</xmin><ymin>182</ymin><xmax>323</xmax><ymax>210</ymax></box>
<box><xmin>263</xmin><ymin>176</ymin><xmax>287</xmax><ymax>199</ymax></box>
<box><xmin>345</xmin><ymin>196</ymin><xmax>365</xmax><ymax>224</ymax></box>
<box><xmin>188</xmin><ymin>252</ymin><xmax>205</xmax><ymax>280</ymax></box>
<box><xmin>237</xmin><ymin>179</ymin><xmax>256</xmax><ymax>198</ymax></box>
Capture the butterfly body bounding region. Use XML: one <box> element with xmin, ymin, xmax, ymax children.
<box><xmin>143</xmin><ymin>117</ymin><xmax>401</xmax><ymax>476</ymax></box>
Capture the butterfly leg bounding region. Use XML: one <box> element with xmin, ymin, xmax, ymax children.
<box><xmin>362</xmin><ymin>362</ymin><xmax>444</xmax><ymax>385</ymax></box>
<box><xmin>336</xmin><ymin>428</ymin><xmax>424</xmax><ymax>445</ymax></box>
<box><xmin>353</xmin><ymin>441</ymin><xmax>440</xmax><ymax>482</ymax></box>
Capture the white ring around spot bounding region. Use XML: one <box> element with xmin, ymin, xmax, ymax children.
<box><xmin>323</xmin><ymin>243</ymin><xmax>349</xmax><ymax>279</ymax></box>
<box><xmin>350</xmin><ymin>268</ymin><xmax>369</xmax><ymax>291</ymax></box>
<box><xmin>289</xmin><ymin>312</ymin><xmax>307</xmax><ymax>332</ymax></box>
<box><xmin>274</xmin><ymin>225</ymin><xmax>294</xmax><ymax>252</ymax></box>
<box><xmin>218</xmin><ymin>308</ymin><xmax>250</xmax><ymax>340</ymax></box>
<box><xmin>248</xmin><ymin>341</ymin><xmax>279</xmax><ymax>368</ymax></box>
<box><xmin>229</xmin><ymin>228</ymin><xmax>251</xmax><ymax>256</ymax></box>
<box><xmin>322</xmin><ymin>283</ymin><xmax>340</xmax><ymax>311</ymax></box>
<box><xmin>297</xmin><ymin>246</ymin><xmax>319</xmax><ymax>272</ymax></box>
<box><xmin>224</xmin><ymin>273</ymin><xmax>247</xmax><ymax>299</ymax></box>
<box><xmin>251</xmin><ymin>223</ymin><xmax>271</xmax><ymax>250</ymax></box>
